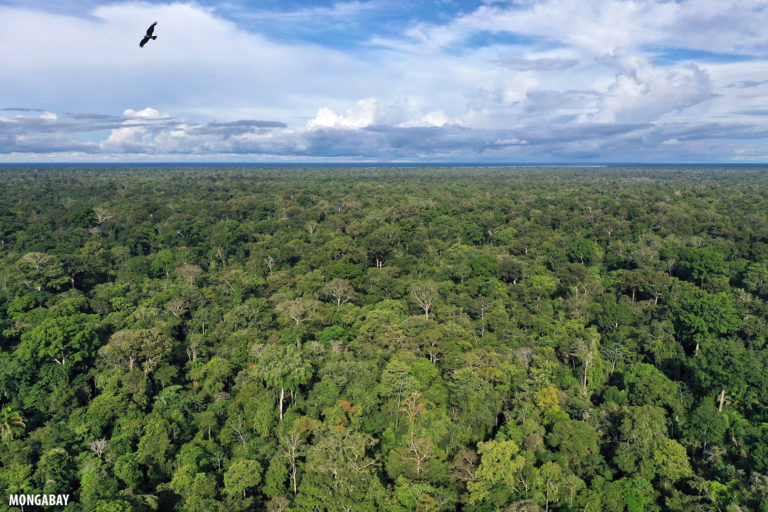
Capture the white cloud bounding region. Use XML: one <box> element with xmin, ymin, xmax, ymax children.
<box><xmin>0</xmin><ymin>3</ymin><xmax>372</xmax><ymax>121</ymax></box>
<box><xmin>5</xmin><ymin>104</ymin><xmax>768</xmax><ymax>163</ymax></box>
<box><xmin>400</xmin><ymin>109</ymin><xmax>452</xmax><ymax>128</ymax></box>
<box><xmin>123</xmin><ymin>107</ymin><xmax>162</xmax><ymax>119</ymax></box>
<box><xmin>307</xmin><ymin>98</ymin><xmax>402</xmax><ymax>128</ymax></box>
<box><xmin>587</xmin><ymin>53</ymin><xmax>715</xmax><ymax>123</ymax></box>
<box><xmin>3</xmin><ymin>1</ymin><xmax>768</xmax><ymax>161</ymax></box>
<box><xmin>410</xmin><ymin>0</ymin><xmax>768</xmax><ymax>57</ymax></box>
<box><xmin>420</xmin><ymin>110</ymin><xmax>451</xmax><ymax>127</ymax></box>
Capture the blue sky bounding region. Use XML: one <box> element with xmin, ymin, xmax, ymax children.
<box><xmin>2</xmin><ymin>0</ymin><xmax>768</xmax><ymax>162</ymax></box>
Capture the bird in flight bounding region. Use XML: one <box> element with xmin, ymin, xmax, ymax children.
<box><xmin>140</xmin><ymin>22</ymin><xmax>158</xmax><ymax>48</ymax></box>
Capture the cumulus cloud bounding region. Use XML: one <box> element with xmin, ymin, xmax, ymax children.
<box><xmin>588</xmin><ymin>53</ymin><xmax>716</xmax><ymax>122</ymax></box>
<box><xmin>306</xmin><ymin>98</ymin><xmax>420</xmax><ymax>129</ymax></box>
<box><xmin>124</xmin><ymin>108</ymin><xmax>163</xmax><ymax>119</ymax></box>
<box><xmin>400</xmin><ymin>109</ymin><xmax>452</xmax><ymax>128</ymax></box>
<box><xmin>308</xmin><ymin>98</ymin><xmax>392</xmax><ymax>129</ymax></box>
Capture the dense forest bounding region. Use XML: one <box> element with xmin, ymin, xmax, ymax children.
<box><xmin>1</xmin><ymin>165</ymin><xmax>767</xmax><ymax>512</ymax></box>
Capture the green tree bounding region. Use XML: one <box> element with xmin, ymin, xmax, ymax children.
<box><xmin>651</xmin><ymin>439</ymin><xmax>692</xmax><ymax>487</ymax></box>
<box><xmin>539</xmin><ymin>461</ymin><xmax>585</xmax><ymax>512</ymax></box>
<box><xmin>168</xmin><ymin>464</ymin><xmax>218</xmax><ymax>512</ymax></box>
<box><xmin>18</xmin><ymin>311</ymin><xmax>99</xmax><ymax>366</ymax></box>
<box><xmin>295</xmin><ymin>427</ymin><xmax>385</xmax><ymax>512</ymax></box>
<box><xmin>467</xmin><ymin>440</ymin><xmax>527</xmax><ymax>506</ymax></box>
<box><xmin>568</xmin><ymin>238</ymin><xmax>599</xmax><ymax>264</ymax></box>
<box><xmin>0</xmin><ymin>405</ymin><xmax>26</xmax><ymax>440</ymax></box>
<box><xmin>668</xmin><ymin>284</ymin><xmax>739</xmax><ymax>352</ymax></box>
<box><xmin>224</xmin><ymin>459</ymin><xmax>263</xmax><ymax>498</ymax></box>
<box><xmin>253</xmin><ymin>344</ymin><xmax>313</xmax><ymax>421</ymax></box>
<box><xmin>623</xmin><ymin>363</ymin><xmax>679</xmax><ymax>411</ymax></box>
<box><xmin>17</xmin><ymin>252</ymin><xmax>69</xmax><ymax>291</ymax></box>
<box><xmin>677</xmin><ymin>247</ymin><xmax>726</xmax><ymax>284</ymax></box>
<box><xmin>34</xmin><ymin>448</ymin><xmax>74</xmax><ymax>494</ymax></box>
<box><xmin>99</xmin><ymin>328</ymin><xmax>174</xmax><ymax>374</ymax></box>
<box><xmin>279</xmin><ymin>415</ymin><xmax>322</xmax><ymax>495</ymax></box>
<box><xmin>547</xmin><ymin>420</ymin><xmax>600</xmax><ymax>476</ymax></box>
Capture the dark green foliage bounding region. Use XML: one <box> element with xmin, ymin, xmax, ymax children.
<box><xmin>668</xmin><ymin>283</ymin><xmax>739</xmax><ymax>351</ymax></box>
<box><xmin>1</xmin><ymin>165</ymin><xmax>767</xmax><ymax>511</ymax></box>
<box><xmin>676</xmin><ymin>246</ymin><xmax>727</xmax><ymax>284</ymax></box>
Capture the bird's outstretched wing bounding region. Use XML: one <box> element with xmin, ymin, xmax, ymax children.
<box><xmin>140</xmin><ymin>36</ymin><xmax>150</xmax><ymax>47</ymax></box>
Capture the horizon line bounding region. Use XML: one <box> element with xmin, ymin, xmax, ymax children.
<box><xmin>2</xmin><ymin>161</ymin><xmax>768</xmax><ymax>167</ymax></box>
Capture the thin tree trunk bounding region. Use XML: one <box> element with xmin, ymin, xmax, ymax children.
<box><xmin>279</xmin><ymin>387</ymin><xmax>285</xmax><ymax>421</ymax></box>
<box><xmin>718</xmin><ymin>389</ymin><xmax>726</xmax><ymax>412</ymax></box>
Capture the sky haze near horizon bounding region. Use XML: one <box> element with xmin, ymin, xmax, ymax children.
<box><xmin>3</xmin><ymin>0</ymin><xmax>768</xmax><ymax>163</ymax></box>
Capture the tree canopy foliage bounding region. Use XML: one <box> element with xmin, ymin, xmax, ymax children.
<box><xmin>1</xmin><ymin>165</ymin><xmax>767</xmax><ymax>511</ymax></box>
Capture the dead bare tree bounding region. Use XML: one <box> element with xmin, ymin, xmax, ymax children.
<box><xmin>323</xmin><ymin>278</ymin><xmax>355</xmax><ymax>307</ymax></box>
<box><xmin>264</xmin><ymin>255</ymin><xmax>276</xmax><ymax>276</ymax></box>
<box><xmin>410</xmin><ymin>281</ymin><xmax>439</xmax><ymax>321</ymax></box>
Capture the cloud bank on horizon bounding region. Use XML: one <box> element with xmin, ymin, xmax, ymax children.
<box><xmin>3</xmin><ymin>0</ymin><xmax>768</xmax><ymax>163</ymax></box>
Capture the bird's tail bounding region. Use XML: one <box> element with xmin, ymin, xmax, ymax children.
<box><xmin>152</xmin><ymin>36</ymin><xmax>157</xmax><ymax>40</ymax></box>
